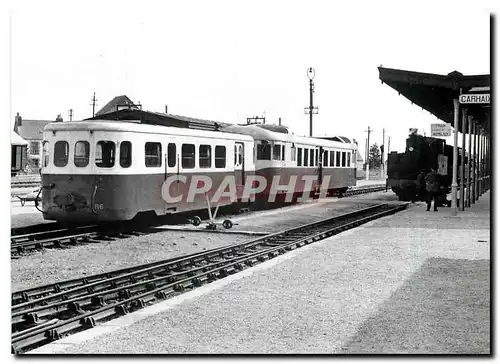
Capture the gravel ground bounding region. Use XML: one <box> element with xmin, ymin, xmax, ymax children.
<box><xmin>176</xmin><ymin>192</ymin><xmax>397</xmax><ymax>234</ymax></box>
<box><xmin>52</xmin><ymin>197</ymin><xmax>490</xmax><ymax>354</ymax></box>
<box><xmin>11</xmin><ymin>230</ymin><xmax>250</xmax><ymax>292</ymax></box>
<box><xmin>11</xmin><ymin>211</ymin><xmax>50</xmax><ymax>229</ymax></box>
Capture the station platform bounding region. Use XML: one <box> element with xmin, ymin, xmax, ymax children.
<box><xmin>29</xmin><ymin>191</ymin><xmax>490</xmax><ymax>354</ymax></box>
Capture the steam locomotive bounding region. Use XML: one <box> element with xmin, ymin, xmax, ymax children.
<box><xmin>386</xmin><ymin>132</ymin><xmax>464</xmax><ymax>204</ymax></box>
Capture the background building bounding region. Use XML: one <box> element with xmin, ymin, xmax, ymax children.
<box><xmin>14</xmin><ymin>113</ymin><xmax>60</xmax><ymax>174</ymax></box>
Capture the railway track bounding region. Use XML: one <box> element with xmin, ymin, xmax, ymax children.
<box><xmin>342</xmin><ymin>184</ymin><xmax>386</xmax><ymax>197</ymax></box>
<box><xmin>10</xmin><ymin>225</ymin><xmax>147</xmax><ymax>257</ymax></box>
<box><xmin>11</xmin><ymin>202</ymin><xmax>407</xmax><ymax>354</ymax></box>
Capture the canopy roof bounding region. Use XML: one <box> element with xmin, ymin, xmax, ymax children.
<box><xmin>378</xmin><ymin>67</ymin><xmax>490</xmax><ymax>134</ymax></box>
<box><xmin>11</xmin><ymin>130</ymin><xmax>28</xmax><ymax>146</ymax></box>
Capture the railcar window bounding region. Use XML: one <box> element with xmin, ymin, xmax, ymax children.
<box><xmin>336</xmin><ymin>151</ymin><xmax>341</xmax><ymax>167</ymax></box>
<box><xmin>347</xmin><ymin>152</ymin><xmax>351</xmax><ymax>167</ymax></box>
<box><xmin>42</xmin><ymin>141</ymin><xmax>50</xmax><ymax>168</ymax></box>
<box><xmin>96</xmin><ymin>141</ymin><xmax>116</xmax><ymax>168</ymax></box>
<box><xmin>291</xmin><ymin>145</ymin><xmax>296</xmax><ymax>162</ymax></box>
<box><xmin>281</xmin><ymin>145</ymin><xmax>285</xmax><ymax>161</ymax></box>
<box><xmin>145</xmin><ymin>142</ymin><xmax>161</xmax><ymax>167</ymax></box>
<box><xmin>74</xmin><ymin>141</ymin><xmax>90</xmax><ymax>167</ymax></box>
<box><xmin>54</xmin><ymin>141</ymin><xmax>69</xmax><ymax>167</ymax></box>
<box><xmin>199</xmin><ymin>145</ymin><xmax>211</xmax><ymax>168</ymax></box>
<box><xmin>296</xmin><ymin>147</ymin><xmax>302</xmax><ymax>166</ymax></box>
<box><xmin>330</xmin><ymin>151</ymin><xmax>335</xmax><ymax>167</ymax></box>
<box><xmin>342</xmin><ymin>152</ymin><xmax>346</xmax><ymax>167</ymax></box>
<box><xmin>237</xmin><ymin>145</ymin><xmax>243</xmax><ymax>165</ymax></box>
<box><xmin>303</xmin><ymin>149</ymin><xmax>308</xmax><ymax>167</ymax></box>
<box><xmin>309</xmin><ymin>149</ymin><xmax>314</xmax><ymax>167</ymax></box>
<box><xmin>168</xmin><ymin>143</ymin><xmax>176</xmax><ymax>168</ymax></box>
<box><xmin>182</xmin><ymin>144</ymin><xmax>195</xmax><ymax>169</ymax></box>
<box><xmin>120</xmin><ymin>141</ymin><xmax>132</xmax><ymax>168</ymax></box>
<box><xmin>257</xmin><ymin>143</ymin><xmax>271</xmax><ymax>160</ymax></box>
<box><xmin>323</xmin><ymin>151</ymin><xmax>328</xmax><ymax>167</ymax></box>
<box><xmin>315</xmin><ymin>149</ymin><xmax>319</xmax><ymax>166</ymax></box>
<box><xmin>272</xmin><ymin>144</ymin><xmax>281</xmax><ymax>161</ymax></box>
<box><xmin>215</xmin><ymin>146</ymin><xmax>226</xmax><ymax>168</ymax></box>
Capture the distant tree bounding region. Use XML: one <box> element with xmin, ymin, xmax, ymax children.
<box><xmin>369</xmin><ymin>143</ymin><xmax>381</xmax><ymax>169</ymax></box>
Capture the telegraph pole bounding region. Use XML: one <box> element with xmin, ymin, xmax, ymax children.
<box><xmin>365</xmin><ymin>126</ymin><xmax>373</xmax><ymax>180</ymax></box>
<box><xmin>304</xmin><ymin>68</ymin><xmax>318</xmax><ymax>137</ymax></box>
<box><xmin>309</xmin><ymin>77</ymin><xmax>313</xmax><ymax>136</ymax></box>
<box><xmin>90</xmin><ymin>92</ymin><xmax>98</xmax><ymax>117</ymax></box>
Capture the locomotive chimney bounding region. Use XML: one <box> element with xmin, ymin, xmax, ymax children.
<box><xmin>165</xmin><ymin>105</ymin><xmax>168</xmax><ymax>114</ymax></box>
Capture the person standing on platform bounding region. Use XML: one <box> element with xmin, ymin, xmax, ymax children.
<box><xmin>425</xmin><ymin>168</ymin><xmax>440</xmax><ymax>211</ymax></box>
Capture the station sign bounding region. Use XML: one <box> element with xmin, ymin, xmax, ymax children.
<box><xmin>431</xmin><ymin>123</ymin><xmax>451</xmax><ymax>137</ymax></box>
<box><xmin>459</xmin><ymin>93</ymin><xmax>490</xmax><ymax>104</ymax></box>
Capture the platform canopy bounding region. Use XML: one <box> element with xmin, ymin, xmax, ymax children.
<box><xmin>378</xmin><ymin>67</ymin><xmax>490</xmax><ymax>134</ymax></box>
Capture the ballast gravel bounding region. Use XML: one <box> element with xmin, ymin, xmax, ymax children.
<box><xmin>11</xmin><ymin>211</ymin><xmax>49</xmax><ymax>229</ymax></box>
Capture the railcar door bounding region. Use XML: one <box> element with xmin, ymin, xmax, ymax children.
<box><xmin>318</xmin><ymin>146</ymin><xmax>323</xmax><ymax>185</ymax></box>
<box><xmin>163</xmin><ymin>142</ymin><xmax>179</xmax><ymax>212</ymax></box>
<box><xmin>234</xmin><ymin>142</ymin><xmax>245</xmax><ymax>199</ymax></box>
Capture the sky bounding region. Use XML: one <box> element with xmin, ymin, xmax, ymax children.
<box><xmin>6</xmin><ymin>0</ymin><xmax>492</xmax><ymax>157</ymax></box>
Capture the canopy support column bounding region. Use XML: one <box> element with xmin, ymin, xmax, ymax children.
<box><xmin>451</xmin><ymin>99</ymin><xmax>459</xmax><ymax>216</ymax></box>
<box><xmin>486</xmin><ymin>132</ymin><xmax>490</xmax><ymax>191</ymax></box>
<box><xmin>481</xmin><ymin>133</ymin><xmax>485</xmax><ymax>195</ymax></box>
<box><xmin>460</xmin><ymin>108</ymin><xmax>467</xmax><ymax>211</ymax></box>
<box><xmin>466</xmin><ymin>115</ymin><xmax>472</xmax><ymax>208</ymax></box>
<box><xmin>471</xmin><ymin>121</ymin><xmax>476</xmax><ymax>204</ymax></box>
<box><xmin>478</xmin><ymin>132</ymin><xmax>483</xmax><ymax>197</ymax></box>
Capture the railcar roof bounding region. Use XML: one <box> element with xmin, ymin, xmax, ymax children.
<box><xmin>43</xmin><ymin>120</ymin><xmax>254</xmax><ymax>141</ymax></box>
<box><xmin>221</xmin><ymin>124</ymin><xmax>295</xmax><ymax>142</ymax></box>
<box><xmin>222</xmin><ymin>124</ymin><xmax>355</xmax><ymax>149</ymax></box>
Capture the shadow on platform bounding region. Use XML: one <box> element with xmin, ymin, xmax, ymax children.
<box><xmin>340</xmin><ymin>257</ymin><xmax>490</xmax><ymax>354</ymax></box>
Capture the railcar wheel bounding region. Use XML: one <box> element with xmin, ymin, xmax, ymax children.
<box><xmin>222</xmin><ymin>220</ymin><xmax>233</xmax><ymax>229</ymax></box>
<box><xmin>191</xmin><ymin>216</ymin><xmax>201</xmax><ymax>227</ymax></box>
